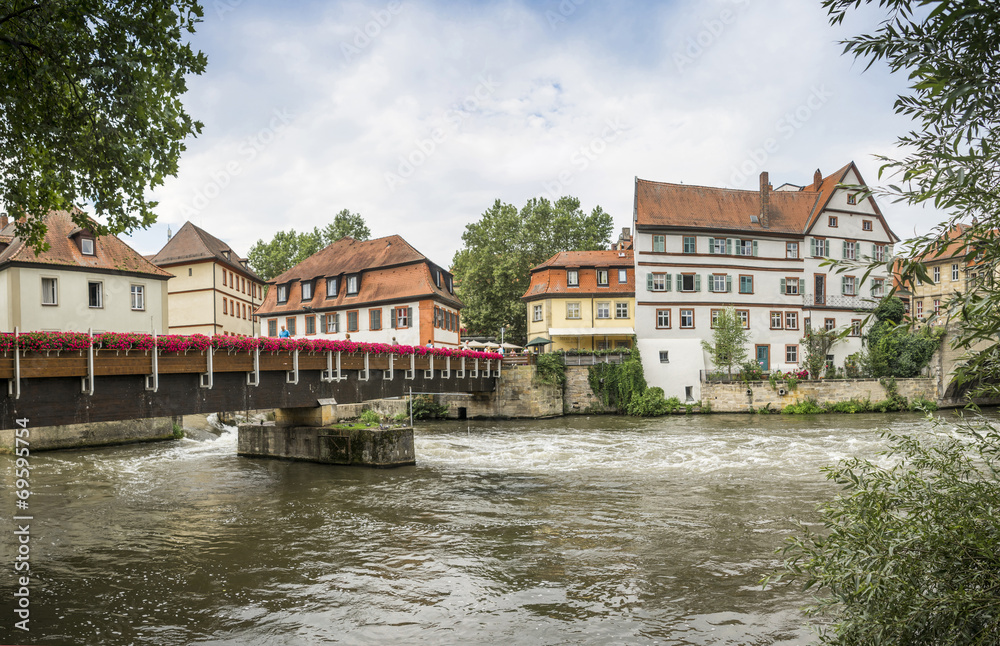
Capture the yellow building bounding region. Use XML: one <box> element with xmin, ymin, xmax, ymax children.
<box><xmin>522</xmin><ymin>249</ymin><xmax>635</xmax><ymax>352</ymax></box>
<box><xmin>908</xmin><ymin>224</ymin><xmax>977</xmax><ymax>323</ymax></box>
<box><xmin>148</xmin><ymin>222</ymin><xmax>266</xmax><ymax>336</ymax></box>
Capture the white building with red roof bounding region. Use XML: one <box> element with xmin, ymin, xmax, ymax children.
<box><xmin>634</xmin><ymin>162</ymin><xmax>899</xmax><ymax>401</ymax></box>
<box><xmin>255</xmin><ymin>235</ymin><xmax>462</xmax><ymax>346</ymax></box>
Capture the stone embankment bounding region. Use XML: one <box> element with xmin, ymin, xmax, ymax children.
<box><xmin>701</xmin><ymin>378</ymin><xmax>937</xmax><ymax>413</ymax></box>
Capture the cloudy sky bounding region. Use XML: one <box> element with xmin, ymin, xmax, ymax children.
<box><xmin>122</xmin><ymin>0</ymin><xmax>944</xmax><ymax>269</ymax></box>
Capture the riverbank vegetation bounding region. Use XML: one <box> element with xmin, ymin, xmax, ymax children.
<box><xmin>587</xmin><ymin>346</ymin><xmax>687</xmax><ymax>416</ymax></box>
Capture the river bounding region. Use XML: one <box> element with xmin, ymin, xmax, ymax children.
<box><xmin>0</xmin><ymin>411</ymin><xmax>971</xmax><ymax>645</ymax></box>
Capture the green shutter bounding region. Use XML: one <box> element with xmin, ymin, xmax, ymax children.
<box><xmin>780</xmin><ymin>278</ymin><xmax>786</xmax><ymax>294</ymax></box>
<box><xmin>842</xmin><ymin>241</ymin><xmax>848</xmax><ymax>259</ymax></box>
<box><xmin>676</xmin><ymin>273</ymin><xmax>682</xmax><ymax>290</ymax></box>
<box><xmin>708</xmin><ymin>237</ymin><xmax>715</xmax><ymax>253</ymax></box>
<box><xmin>694</xmin><ymin>274</ymin><xmax>702</xmax><ymax>292</ymax></box>
<box><xmin>799</xmin><ymin>278</ymin><xmax>806</xmax><ymax>294</ymax></box>
<box><xmin>726</xmin><ymin>238</ymin><xmax>733</xmax><ymax>255</ymax></box>
<box><xmin>810</xmin><ymin>239</ymin><xmax>817</xmax><ymax>256</ymax></box>
<box><xmin>665</xmin><ymin>274</ymin><xmax>672</xmax><ymax>291</ymax></box>
<box><xmin>752</xmin><ymin>240</ymin><xmax>758</xmax><ymax>256</ymax></box>
<box><xmin>842</xmin><ymin>276</ymin><xmax>848</xmax><ymax>294</ymax></box>
<box><xmin>647</xmin><ymin>273</ymin><xmax>654</xmax><ymax>291</ymax></box>
<box><xmin>726</xmin><ymin>275</ymin><xmax>733</xmax><ymax>293</ymax></box>
<box><xmin>824</xmin><ymin>240</ymin><xmax>830</xmax><ymax>256</ymax></box>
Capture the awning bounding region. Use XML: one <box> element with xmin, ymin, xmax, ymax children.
<box><xmin>548</xmin><ymin>327</ymin><xmax>634</xmax><ymax>336</ymax></box>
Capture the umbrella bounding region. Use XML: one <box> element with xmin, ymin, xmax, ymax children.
<box><xmin>501</xmin><ymin>342</ymin><xmax>522</xmax><ymax>350</ymax></box>
<box><xmin>525</xmin><ymin>337</ymin><xmax>552</xmax><ymax>347</ymax></box>
<box><xmin>466</xmin><ymin>340</ymin><xmax>487</xmax><ymax>349</ymax></box>
<box><xmin>484</xmin><ymin>341</ymin><xmax>500</xmax><ymax>349</ymax></box>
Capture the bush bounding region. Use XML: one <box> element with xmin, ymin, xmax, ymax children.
<box><xmin>625</xmin><ymin>387</ymin><xmax>681</xmax><ymax>416</ymax></box>
<box><xmin>824</xmin><ymin>398</ymin><xmax>873</xmax><ymax>414</ymax></box>
<box><xmin>771</xmin><ymin>417</ymin><xmax>1000</xmax><ymax>644</ymax></box>
<box><xmin>359</xmin><ymin>409</ymin><xmax>381</xmax><ymax>425</ymax></box>
<box><xmin>782</xmin><ymin>399</ymin><xmax>825</xmax><ymax>415</ymax></box>
<box><xmin>535</xmin><ymin>352</ymin><xmax>566</xmax><ymax>387</ymax></box>
<box><xmin>411</xmin><ymin>395</ymin><xmax>449</xmax><ymax>420</ymax></box>
<box><xmin>738</xmin><ymin>360</ymin><xmax>764</xmax><ymax>382</ymax></box>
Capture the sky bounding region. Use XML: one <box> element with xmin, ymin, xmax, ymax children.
<box><xmin>120</xmin><ymin>0</ymin><xmax>945</xmax><ymax>270</ymax></box>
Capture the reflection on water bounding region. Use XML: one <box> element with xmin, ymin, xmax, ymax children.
<box><xmin>0</xmin><ymin>411</ymin><xmax>964</xmax><ymax>645</ymax></box>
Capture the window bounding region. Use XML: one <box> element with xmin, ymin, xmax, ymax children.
<box><xmin>130</xmin><ymin>284</ymin><xmax>145</xmax><ymax>310</ymax></box>
<box><xmin>782</xmin><ymin>278</ymin><xmax>802</xmax><ymax>295</ymax></box>
<box><xmin>771</xmin><ymin>311</ymin><xmax>783</xmax><ymax>329</ymax></box>
<box><xmin>736</xmin><ymin>239</ymin><xmax>755</xmax><ymax>256</ymax></box>
<box><xmin>829</xmin><ymin>215</ymin><xmax>838</xmax><ymax>227</ymax></box>
<box><xmin>222</xmin><ymin>270</ymin><xmax>228</xmax><ymax>287</ymax></box>
<box><xmin>824</xmin><ymin>318</ymin><xmax>836</xmax><ymax>331</ymax></box>
<box><xmin>933</xmin><ymin>266</ymin><xmax>940</xmax><ymax>283</ymax></box>
<box><xmin>862</xmin><ymin>219</ymin><xmax>872</xmax><ymax>231</ymax></box>
<box><xmin>785</xmin><ymin>311</ymin><xmax>798</xmax><ymax>330</ymax></box>
<box><xmin>305</xmin><ymin>315</ymin><xmax>316</xmax><ymax>335</ymax></box>
<box><xmin>370</xmin><ymin>309</ymin><xmax>382</xmax><ymax>331</ymax></box>
<box><xmin>811</xmin><ymin>239</ymin><xmax>830</xmax><ymax>257</ymax></box>
<box><xmin>268</xmin><ymin>319</ymin><xmax>277</xmax><ymax>336</ymax></box>
<box><xmin>739</xmin><ymin>275</ymin><xmax>753</xmax><ymax>294</ymax></box>
<box><xmin>323</xmin><ymin>313</ymin><xmax>339</xmax><ymax>333</ymax></box>
<box><xmin>223</xmin><ymin>299</ymin><xmax>228</xmax><ymax>315</ymax></box>
<box><xmin>286</xmin><ymin>317</ymin><xmax>296</xmax><ymax>335</ymax></box>
<box><xmin>711</xmin><ymin>274</ymin><xmax>728</xmax><ymax>293</ymax></box>
<box><xmin>189</xmin><ymin>268</ymin><xmax>193</xmax><ymax>277</ymax></box>
<box><xmin>952</xmin><ymin>264</ymin><xmax>959</xmax><ymax>281</ymax></box>
<box><xmin>533</xmin><ymin>304</ymin><xmax>543</xmax><ymax>322</ymax></box>
<box><xmin>301</xmin><ymin>281</ymin><xmax>313</xmax><ymax>300</ymax></box>
<box><xmin>843</xmin><ymin>241</ymin><xmax>856</xmax><ymax>260</ymax></box>
<box><xmin>41</xmin><ymin>277</ymin><xmax>58</xmax><ymax>305</ymax></box>
<box><xmin>712</xmin><ymin>238</ymin><xmax>727</xmax><ymax>254</ymax></box>
<box><xmin>230</xmin><ymin>271</ymin><xmax>234</xmax><ymax>287</ymax></box>
<box><xmin>326</xmin><ymin>277</ymin><xmax>338</xmax><ymax>298</ymax></box>
<box><xmin>680</xmin><ymin>274</ymin><xmax>698</xmax><ymax>292</ymax></box>
<box><xmin>683</xmin><ymin>236</ymin><xmax>696</xmax><ymax>253</ymax></box>
<box><xmin>851</xmin><ymin>319</ymin><xmax>861</xmax><ymax>337</ymax></box>
<box><xmin>710</xmin><ymin>309</ymin><xmax>721</xmax><ymax>328</ymax></box>
<box><xmin>916</xmin><ymin>301</ymin><xmax>924</xmax><ymax>318</ymax></box>
<box><xmin>596</xmin><ymin>302</ymin><xmax>610</xmax><ymax>319</ymax></box>
<box><xmin>81</xmin><ymin>238</ymin><xmax>95</xmax><ymax>255</ymax></box>
<box><xmin>88</xmin><ymin>281</ymin><xmax>103</xmax><ymax>308</ymax></box>
<box><xmin>659</xmin><ymin>351</ymin><xmax>670</xmax><ymax>363</ymax></box>
<box><xmin>874</xmin><ymin>245</ymin><xmax>885</xmax><ymax>262</ymax></box>
<box><xmin>652</xmin><ymin>235</ymin><xmax>665</xmax><ymax>252</ymax></box>
<box><xmin>736</xmin><ymin>310</ymin><xmax>749</xmax><ymax>329</ymax></box>
<box><xmin>566</xmin><ymin>302</ymin><xmax>581</xmax><ymax>319</ymax></box>
<box><xmin>616</xmin><ymin>302</ymin><xmax>629</xmax><ymax>319</ymax></box>
<box><xmin>871</xmin><ymin>278</ymin><xmax>885</xmax><ymax>298</ymax></box>
<box><xmin>394</xmin><ymin>307</ymin><xmax>410</xmax><ymax>328</ymax></box>
<box><xmin>680</xmin><ymin>309</ymin><xmax>694</xmax><ymax>328</ymax></box>
<box><xmin>842</xmin><ymin>276</ymin><xmax>856</xmax><ymax>296</ymax></box>
<box><xmin>934</xmin><ymin>299</ymin><xmax>941</xmax><ymax>314</ymax></box>
<box><xmin>656</xmin><ymin>309</ymin><xmax>670</xmax><ymax>328</ymax></box>
<box><xmin>277</xmin><ymin>284</ymin><xmax>288</xmax><ymax>303</ymax></box>
<box><xmin>786</xmin><ymin>345</ymin><xmax>798</xmax><ymax>363</ymax></box>
<box><xmin>595</xmin><ymin>269</ymin><xmax>609</xmax><ymax>286</ymax></box>
<box><xmin>847</xmin><ymin>194</ymin><xmax>857</xmax><ymax>206</ymax></box>
<box><xmin>650</xmin><ymin>272</ymin><xmax>668</xmax><ymax>291</ymax></box>
<box><xmin>618</xmin><ymin>269</ymin><xmax>628</xmax><ymax>283</ymax></box>
<box><xmin>347</xmin><ymin>310</ymin><xmax>359</xmax><ymax>332</ymax></box>
<box><xmin>347</xmin><ymin>275</ymin><xmax>359</xmax><ymax>295</ymax></box>
<box><xmin>804</xmin><ymin>317</ymin><xmax>811</xmax><ymax>332</ymax></box>
<box><xmin>786</xmin><ymin>242</ymin><xmax>799</xmax><ymax>259</ymax></box>
<box><xmin>567</xmin><ymin>270</ymin><xmax>579</xmax><ymax>287</ymax></box>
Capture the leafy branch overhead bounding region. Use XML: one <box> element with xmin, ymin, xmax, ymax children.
<box><xmin>0</xmin><ymin>0</ymin><xmax>207</xmax><ymax>251</ymax></box>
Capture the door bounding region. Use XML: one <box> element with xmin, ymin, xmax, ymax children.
<box><xmin>756</xmin><ymin>345</ymin><xmax>770</xmax><ymax>372</ymax></box>
<box><xmin>814</xmin><ymin>274</ymin><xmax>826</xmax><ymax>306</ymax></box>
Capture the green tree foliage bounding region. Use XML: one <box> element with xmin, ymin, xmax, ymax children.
<box><xmin>0</xmin><ymin>0</ymin><xmax>207</xmax><ymax>251</ymax></box>
<box><xmin>802</xmin><ymin>328</ymin><xmax>839</xmax><ymax>380</ymax></box>
<box><xmin>247</xmin><ymin>211</ymin><xmax>370</xmax><ymax>280</ymax></box>
<box><xmin>701</xmin><ymin>307</ymin><xmax>749</xmax><ymax>378</ymax></box>
<box><xmin>863</xmin><ymin>297</ymin><xmax>944</xmax><ymax>378</ymax></box>
<box><xmin>774</xmin><ymin>422</ymin><xmax>1000</xmax><ymax>645</ymax></box>
<box><xmin>452</xmin><ymin>196</ymin><xmax>613</xmax><ymax>342</ymax></box>
<box><xmin>587</xmin><ymin>345</ymin><xmax>680</xmax><ymax>416</ymax></box>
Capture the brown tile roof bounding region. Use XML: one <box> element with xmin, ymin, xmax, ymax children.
<box><xmin>523</xmin><ymin>250</ymin><xmax>635</xmax><ymax>300</ymax></box>
<box><xmin>635</xmin><ymin>161</ymin><xmax>898</xmax><ymax>241</ymax></box>
<box><xmin>0</xmin><ymin>210</ymin><xmax>171</xmax><ymax>278</ymax></box>
<box><xmin>256</xmin><ymin>235</ymin><xmax>461</xmax><ymax>315</ymax></box>
<box><xmin>149</xmin><ymin>221</ymin><xmax>262</xmax><ymax>280</ymax></box>
<box><xmin>915</xmin><ymin>223</ymin><xmax>973</xmax><ymax>263</ymax></box>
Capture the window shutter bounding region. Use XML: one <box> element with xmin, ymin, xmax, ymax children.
<box><xmin>665</xmin><ymin>274</ymin><xmax>672</xmax><ymax>291</ymax></box>
<box><xmin>390</xmin><ymin>310</ymin><xmax>396</xmax><ymax>328</ymax></box>
<box><xmin>824</xmin><ymin>240</ymin><xmax>830</xmax><ymax>256</ymax></box>
<box><xmin>799</xmin><ymin>278</ymin><xmax>806</xmax><ymax>294</ymax></box>
<box><xmin>708</xmin><ymin>237</ymin><xmax>715</xmax><ymax>253</ymax></box>
<box><xmin>320</xmin><ymin>315</ymin><xmax>327</xmax><ymax>334</ymax></box>
<box><xmin>407</xmin><ymin>307</ymin><xmax>413</xmax><ymax>328</ymax></box>
<box><xmin>334</xmin><ymin>313</ymin><xmax>340</xmax><ymax>332</ymax></box>
<box><xmin>726</xmin><ymin>275</ymin><xmax>732</xmax><ymax>293</ymax></box>
<box><xmin>842</xmin><ymin>241</ymin><xmax>848</xmax><ymax>259</ymax></box>
<box><xmin>842</xmin><ymin>276</ymin><xmax>848</xmax><ymax>294</ymax></box>
<box><xmin>647</xmin><ymin>273</ymin><xmax>654</xmax><ymax>291</ymax></box>
<box><xmin>872</xmin><ymin>243</ymin><xmax>877</xmax><ymax>259</ymax></box>
<box><xmin>752</xmin><ymin>240</ymin><xmax>758</xmax><ymax>256</ymax></box>
<box><xmin>810</xmin><ymin>239</ymin><xmax>816</xmax><ymax>256</ymax></box>
<box><xmin>726</xmin><ymin>238</ymin><xmax>733</xmax><ymax>255</ymax></box>
<box><xmin>676</xmin><ymin>273</ymin><xmax>682</xmax><ymax>289</ymax></box>
<box><xmin>694</xmin><ymin>274</ymin><xmax>701</xmax><ymax>292</ymax></box>
<box><xmin>780</xmin><ymin>278</ymin><xmax>787</xmax><ymax>294</ymax></box>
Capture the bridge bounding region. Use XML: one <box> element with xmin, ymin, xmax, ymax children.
<box><xmin>0</xmin><ymin>332</ymin><xmax>499</xmax><ymax>430</ymax></box>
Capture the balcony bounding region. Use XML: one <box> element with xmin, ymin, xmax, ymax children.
<box><xmin>803</xmin><ymin>293</ymin><xmax>881</xmax><ymax>311</ymax></box>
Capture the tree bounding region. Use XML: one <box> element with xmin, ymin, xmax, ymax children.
<box><xmin>452</xmin><ymin>196</ymin><xmax>613</xmax><ymax>342</ymax></box>
<box><xmin>700</xmin><ymin>307</ymin><xmax>749</xmax><ymax>378</ymax></box>
<box><xmin>321</xmin><ymin>209</ymin><xmax>370</xmax><ymax>243</ymax></box>
<box><xmin>0</xmin><ymin>0</ymin><xmax>207</xmax><ymax>251</ymax></box>
<box><xmin>247</xmin><ymin>211</ymin><xmax>370</xmax><ymax>280</ymax></box>
<box><xmin>862</xmin><ymin>296</ymin><xmax>943</xmax><ymax>378</ymax></box>
<box><xmin>801</xmin><ymin>327</ymin><xmax>839</xmax><ymax>380</ymax></box>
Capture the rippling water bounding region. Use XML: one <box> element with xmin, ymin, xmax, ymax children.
<box><xmin>0</xmin><ymin>412</ymin><xmax>965</xmax><ymax>645</ymax></box>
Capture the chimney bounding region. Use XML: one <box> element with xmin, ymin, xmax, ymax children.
<box><xmin>759</xmin><ymin>171</ymin><xmax>770</xmax><ymax>229</ymax></box>
<box><xmin>813</xmin><ymin>168</ymin><xmax>822</xmax><ymax>188</ymax></box>
<box><xmin>0</xmin><ymin>213</ymin><xmax>7</xmax><ymax>229</ymax></box>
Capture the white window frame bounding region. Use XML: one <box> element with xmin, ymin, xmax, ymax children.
<box><xmin>952</xmin><ymin>264</ymin><xmax>959</xmax><ymax>281</ymax></box>
<box><xmin>596</xmin><ymin>302</ymin><xmax>610</xmax><ymax>319</ymax></box>
<box><xmin>566</xmin><ymin>302</ymin><xmax>581</xmax><ymax>319</ymax></box>
<box><xmin>615</xmin><ymin>302</ymin><xmax>629</xmax><ymax>319</ymax></box>
<box><xmin>618</xmin><ymin>268</ymin><xmax>628</xmax><ymax>283</ymax></box>
<box><xmin>130</xmin><ymin>284</ymin><xmax>145</xmax><ymax>311</ymax></box>
<box><xmin>680</xmin><ymin>309</ymin><xmax>694</xmax><ymax>328</ymax></box>
<box><xmin>786</xmin><ymin>242</ymin><xmax>798</xmax><ymax>259</ymax></box>
<box><xmin>347</xmin><ymin>275</ymin><xmax>359</xmax><ymax>295</ymax></box>
<box><xmin>656</xmin><ymin>309</ymin><xmax>670</xmax><ymax>328</ymax></box>
<box><xmin>277</xmin><ymin>284</ymin><xmax>288</xmax><ymax>303</ymax></box>
<box><xmin>41</xmin><ymin>277</ymin><xmax>58</xmax><ymax>305</ymax></box>
<box><xmin>326</xmin><ymin>277</ymin><xmax>338</xmax><ymax>298</ymax></box>
<box><xmin>651</xmin><ymin>273</ymin><xmax>667</xmax><ymax>291</ymax></box>
<box><xmin>533</xmin><ymin>304</ymin><xmax>543</xmax><ymax>322</ymax></box>
<box><xmin>567</xmin><ymin>270</ymin><xmax>579</xmax><ymax>287</ymax></box>
<box><xmin>88</xmin><ymin>281</ymin><xmax>103</xmax><ymax>308</ymax></box>
<box><xmin>596</xmin><ymin>269</ymin><xmax>609</xmax><ymax>286</ymax></box>
<box><xmin>301</xmin><ymin>281</ymin><xmax>313</xmax><ymax>300</ymax></box>
<box><xmin>81</xmin><ymin>238</ymin><xmax>95</xmax><ymax>255</ymax></box>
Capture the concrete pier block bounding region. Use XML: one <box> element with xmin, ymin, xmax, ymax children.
<box><xmin>237</xmin><ymin>423</ymin><xmax>415</xmax><ymax>468</ymax></box>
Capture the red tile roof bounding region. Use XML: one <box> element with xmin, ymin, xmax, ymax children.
<box><xmin>0</xmin><ymin>210</ymin><xmax>171</xmax><ymax>278</ymax></box>
<box><xmin>150</xmin><ymin>221</ymin><xmax>262</xmax><ymax>281</ymax></box>
<box><xmin>523</xmin><ymin>250</ymin><xmax>635</xmax><ymax>300</ymax></box>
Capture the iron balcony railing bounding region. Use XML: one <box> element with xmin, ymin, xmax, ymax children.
<box><xmin>803</xmin><ymin>293</ymin><xmax>882</xmax><ymax>311</ymax></box>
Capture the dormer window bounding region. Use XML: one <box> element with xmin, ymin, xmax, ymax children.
<box><xmin>326</xmin><ymin>277</ymin><xmax>338</xmax><ymax>298</ymax></box>
<box><xmin>447</xmin><ymin>276</ymin><xmax>453</xmax><ymax>293</ymax></box>
<box><xmin>435</xmin><ymin>270</ymin><xmax>441</xmax><ymax>287</ymax></box>
<box><xmin>81</xmin><ymin>238</ymin><xmax>95</xmax><ymax>255</ymax></box>
<box><xmin>347</xmin><ymin>274</ymin><xmax>359</xmax><ymax>295</ymax></box>
<box><xmin>567</xmin><ymin>270</ymin><xmax>579</xmax><ymax>287</ymax></box>
<box><xmin>301</xmin><ymin>281</ymin><xmax>313</xmax><ymax>300</ymax></box>
<box><xmin>276</xmin><ymin>284</ymin><xmax>288</xmax><ymax>303</ymax></box>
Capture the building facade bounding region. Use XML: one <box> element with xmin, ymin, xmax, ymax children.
<box><xmin>255</xmin><ymin>235</ymin><xmax>462</xmax><ymax>346</ymax></box>
<box><xmin>522</xmin><ymin>249</ymin><xmax>635</xmax><ymax>351</ymax></box>
<box><xmin>907</xmin><ymin>224</ymin><xmax>977</xmax><ymax>324</ymax></box>
<box><xmin>0</xmin><ymin>211</ymin><xmax>170</xmax><ymax>333</ymax></box>
<box><xmin>148</xmin><ymin>222</ymin><xmax>266</xmax><ymax>336</ymax></box>
<box><xmin>634</xmin><ymin>163</ymin><xmax>899</xmax><ymax>401</ymax></box>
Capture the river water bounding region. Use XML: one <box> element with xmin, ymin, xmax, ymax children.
<box><xmin>0</xmin><ymin>412</ymin><xmax>967</xmax><ymax>645</ymax></box>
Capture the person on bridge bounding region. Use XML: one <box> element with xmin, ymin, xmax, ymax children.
<box><xmin>279</xmin><ymin>326</ymin><xmax>290</xmax><ymax>338</ymax></box>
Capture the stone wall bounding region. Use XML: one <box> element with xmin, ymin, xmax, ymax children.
<box><xmin>563</xmin><ymin>366</ymin><xmax>616</xmax><ymax>414</ymax></box>
<box><xmin>701</xmin><ymin>378</ymin><xmax>939</xmax><ymax>413</ymax></box>
<box><xmin>0</xmin><ymin>416</ymin><xmax>179</xmax><ymax>453</ymax></box>
<box><xmin>438</xmin><ymin>364</ymin><xmax>563</xmax><ymax>419</ymax></box>
<box><xmin>238</xmin><ymin>424</ymin><xmax>415</xmax><ymax>467</ymax></box>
